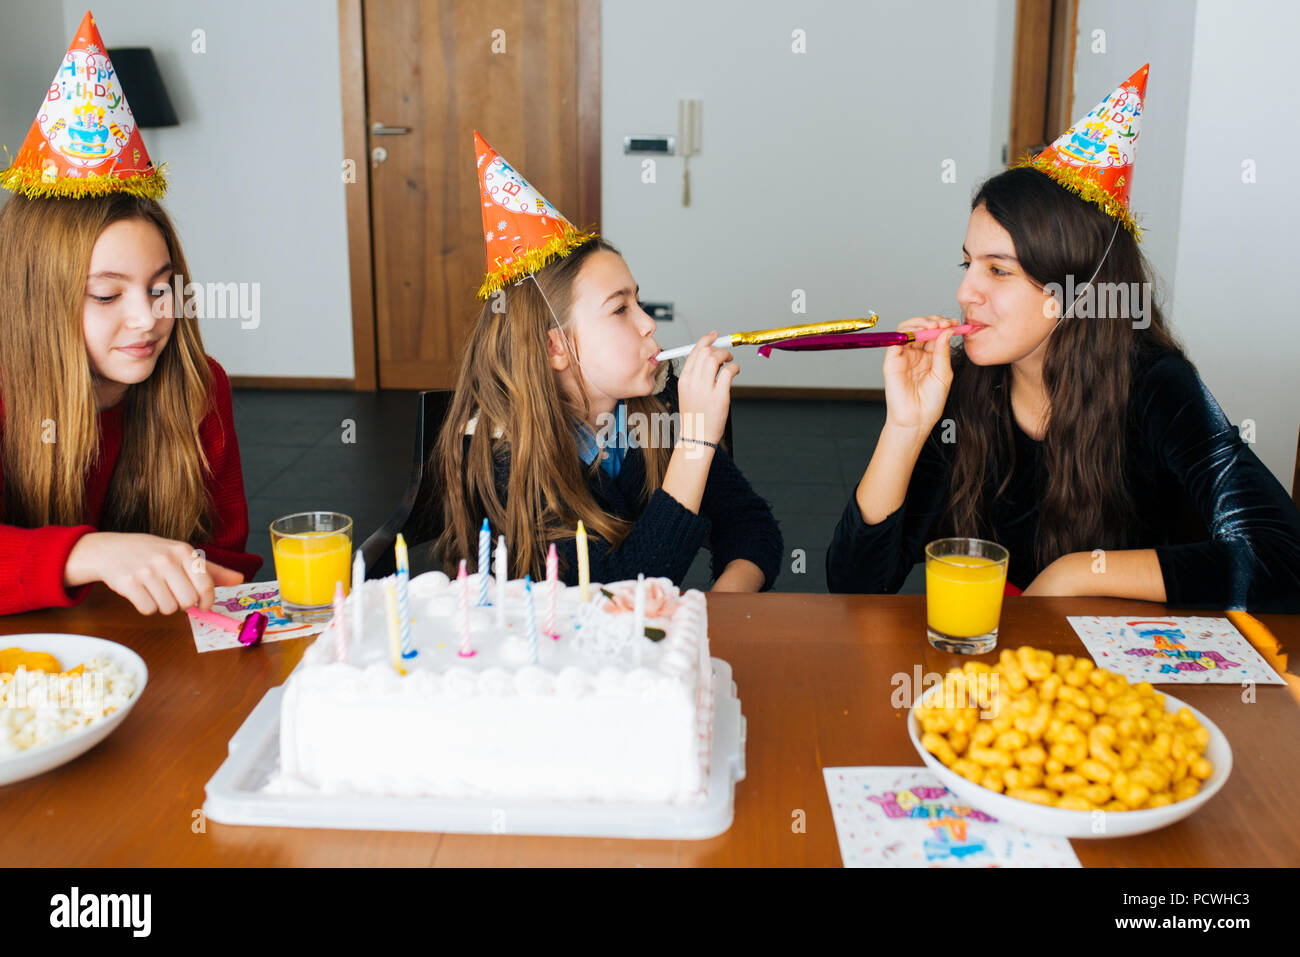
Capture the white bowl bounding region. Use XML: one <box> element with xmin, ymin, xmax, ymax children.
<box><xmin>908</xmin><ymin>684</ymin><xmax>1232</xmax><ymax>838</ymax></box>
<box><xmin>0</xmin><ymin>634</ymin><xmax>148</xmax><ymax>787</ymax></box>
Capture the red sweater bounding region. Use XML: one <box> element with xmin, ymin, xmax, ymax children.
<box><xmin>0</xmin><ymin>357</ymin><xmax>262</xmax><ymax>615</ymax></box>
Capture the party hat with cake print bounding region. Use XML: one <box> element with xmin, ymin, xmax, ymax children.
<box><xmin>1</xmin><ymin>10</ymin><xmax>165</xmax><ymax>200</ymax></box>
<box><xmin>474</xmin><ymin>130</ymin><xmax>595</xmax><ymax>299</ymax></box>
<box><xmin>1016</xmin><ymin>64</ymin><xmax>1148</xmax><ymax>237</ymax></box>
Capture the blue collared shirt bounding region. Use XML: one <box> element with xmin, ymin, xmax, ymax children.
<box><xmin>574</xmin><ymin>400</ymin><xmax>627</xmax><ymax>478</ymax></box>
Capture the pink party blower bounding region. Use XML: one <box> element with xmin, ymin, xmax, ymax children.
<box><xmin>757</xmin><ymin>324</ymin><xmax>978</xmax><ymax>356</ymax></box>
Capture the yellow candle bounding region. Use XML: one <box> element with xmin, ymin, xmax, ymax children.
<box><xmin>926</xmin><ymin>555</ymin><xmax>1006</xmax><ymax>638</ymax></box>
<box><xmin>384</xmin><ymin>581</ymin><xmax>406</xmax><ymax>675</ymax></box>
<box><xmin>576</xmin><ymin>520</ymin><xmax>589</xmax><ymax>601</ymax></box>
<box><xmin>273</xmin><ymin>531</ymin><xmax>352</xmax><ymax>607</ymax></box>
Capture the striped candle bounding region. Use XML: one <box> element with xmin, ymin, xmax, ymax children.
<box><xmin>524</xmin><ymin>574</ymin><xmax>539</xmax><ymax>665</ymax></box>
<box><xmin>384</xmin><ymin>580</ymin><xmax>406</xmax><ymax>675</ymax></box>
<box><xmin>495</xmin><ymin>535</ymin><xmax>508</xmax><ymax>630</ymax></box>
<box><xmin>332</xmin><ymin>579</ymin><xmax>348</xmax><ymax>663</ymax></box>
<box><xmin>477</xmin><ymin>518</ymin><xmax>491</xmax><ymax>606</ymax></box>
<box><xmin>457</xmin><ymin>559</ymin><xmax>475</xmax><ymax>657</ymax></box>
<box><xmin>576</xmin><ymin>520</ymin><xmax>589</xmax><ymax>601</ymax></box>
<box><xmin>395</xmin><ymin>533</ymin><xmax>416</xmax><ymax>659</ymax></box>
<box><xmin>545</xmin><ymin>543</ymin><xmax>558</xmax><ymax>639</ymax></box>
<box><xmin>351</xmin><ymin>552</ymin><xmax>364</xmax><ymax>657</ymax></box>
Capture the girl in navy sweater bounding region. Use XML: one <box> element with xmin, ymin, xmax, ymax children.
<box><xmin>431</xmin><ymin>135</ymin><xmax>781</xmax><ymax>590</ymax></box>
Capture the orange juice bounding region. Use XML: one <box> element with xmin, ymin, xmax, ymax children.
<box><xmin>926</xmin><ymin>554</ymin><xmax>1006</xmax><ymax>638</ymax></box>
<box><xmin>273</xmin><ymin>532</ymin><xmax>352</xmax><ymax>608</ymax></box>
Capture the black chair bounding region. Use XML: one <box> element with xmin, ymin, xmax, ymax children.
<box><xmin>359</xmin><ymin>389</ymin><xmax>454</xmax><ymax>579</ymax></box>
<box><xmin>358</xmin><ymin>371</ymin><xmax>733</xmax><ymax>579</ymax></box>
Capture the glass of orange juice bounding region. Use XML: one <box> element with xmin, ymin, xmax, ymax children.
<box><xmin>924</xmin><ymin>538</ymin><xmax>1009</xmax><ymax>654</ymax></box>
<box><xmin>270</xmin><ymin>512</ymin><xmax>353</xmax><ymax>622</ymax></box>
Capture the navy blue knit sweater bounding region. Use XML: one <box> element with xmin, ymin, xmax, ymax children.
<box><xmin>470</xmin><ymin>382</ymin><xmax>784</xmax><ymax>591</ymax></box>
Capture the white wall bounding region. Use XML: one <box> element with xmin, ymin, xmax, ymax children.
<box><xmin>1073</xmin><ymin>0</ymin><xmax>1195</xmax><ymax>303</ymax></box>
<box><xmin>1169</xmin><ymin>0</ymin><xmax>1300</xmax><ymax>486</ymax></box>
<box><xmin>4</xmin><ymin>1</ymin><xmax>1293</xmax><ymax>486</ymax></box>
<box><xmin>0</xmin><ymin>2</ymin><xmax>65</xmax><ymax>151</ymax></box>
<box><xmin>601</xmin><ymin>0</ymin><xmax>1016</xmax><ymax>392</ymax></box>
<box><xmin>0</xmin><ymin>1</ymin><xmax>355</xmax><ymax>379</ymax></box>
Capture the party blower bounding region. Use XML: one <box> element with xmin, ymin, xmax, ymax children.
<box><xmin>655</xmin><ymin>316</ymin><xmax>978</xmax><ymax>361</ymax></box>
<box><xmin>654</xmin><ymin>316</ymin><xmax>879</xmax><ymax>361</ymax></box>
<box><xmin>757</xmin><ymin>323</ymin><xmax>978</xmax><ymax>356</ymax></box>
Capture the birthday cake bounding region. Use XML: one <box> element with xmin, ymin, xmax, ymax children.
<box><xmin>275</xmin><ymin>572</ymin><xmax>714</xmax><ymax>804</ymax></box>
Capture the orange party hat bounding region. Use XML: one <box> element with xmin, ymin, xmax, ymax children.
<box><xmin>1</xmin><ymin>10</ymin><xmax>165</xmax><ymax>200</ymax></box>
<box><xmin>474</xmin><ymin>131</ymin><xmax>594</xmax><ymax>299</ymax></box>
<box><xmin>1017</xmin><ymin>64</ymin><xmax>1148</xmax><ymax>237</ymax></box>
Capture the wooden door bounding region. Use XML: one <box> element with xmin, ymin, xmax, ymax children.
<box><xmin>354</xmin><ymin>0</ymin><xmax>601</xmax><ymax>390</ymax></box>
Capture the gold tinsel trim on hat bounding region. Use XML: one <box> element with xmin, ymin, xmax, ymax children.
<box><xmin>476</xmin><ymin>225</ymin><xmax>598</xmax><ymax>300</ymax></box>
<box><xmin>0</xmin><ymin>162</ymin><xmax>168</xmax><ymax>200</ymax></box>
<box><xmin>1014</xmin><ymin>154</ymin><xmax>1141</xmax><ymax>240</ymax></box>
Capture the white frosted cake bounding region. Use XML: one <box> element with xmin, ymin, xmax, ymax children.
<box><xmin>275</xmin><ymin>572</ymin><xmax>714</xmax><ymax>804</ymax></box>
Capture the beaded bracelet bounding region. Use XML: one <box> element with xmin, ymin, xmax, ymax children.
<box><xmin>677</xmin><ymin>436</ymin><xmax>719</xmax><ymax>450</ymax></box>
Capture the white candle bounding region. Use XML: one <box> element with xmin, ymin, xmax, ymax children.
<box><xmin>495</xmin><ymin>534</ymin><xmax>508</xmax><ymax>630</ymax></box>
<box><xmin>332</xmin><ymin>579</ymin><xmax>348</xmax><ymax>663</ymax></box>
<box><xmin>478</xmin><ymin>518</ymin><xmax>491</xmax><ymax>606</ymax></box>
<box><xmin>457</xmin><ymin>559</ymin><xmax>475</xmax><ymax>657</ymax></box>
<box><xmin>524</xmin><ymin>574</ymin><xmax>539</xmax><ymax>666</ymax></box>
<box><xmin>351</xmin><ymin>552</ymin><xmax>364</xmax><ymax>659</ymax></box>
<box><xmin>632</xmin><ymin>573</ymin><xmax>645</xmax><ymax>667</ymax></box>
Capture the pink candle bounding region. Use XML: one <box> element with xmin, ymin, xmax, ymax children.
<box><xmin>546</xmin><ymin>543</ymin><xmax>559</xmax><ymax>639</ymax></box>
<box><xmin>457</xmin><ymin>559</ymin><xmax>476</xmax><ymax>658</ymax></box>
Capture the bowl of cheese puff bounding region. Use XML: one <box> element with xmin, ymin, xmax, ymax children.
<box><xmin>908</xmin><ymin>646</ymin><xmax>1232</xmax><ymax>838</ymax></box>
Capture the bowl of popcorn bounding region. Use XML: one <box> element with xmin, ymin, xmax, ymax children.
<box><xmin>0</xmin><ymin>634</ymin><xmax>147</xmax><ymax>786</ymax></box>
<box><xmin>907</xmin><ymin>646</ymin><xmax>1232</xmax><ymax>838</ymax></box>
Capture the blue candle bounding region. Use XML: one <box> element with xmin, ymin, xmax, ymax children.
<box><xmin>524</xmin><ymin>574</ymin><xmax>539</xmax><ymax>666</ymax></box>
<box><xmin>395</xmin><ymin>533</ymin><xmax>416</xmax><ymax>659</ymax></box>
<box><xmin>478</xmin><ymin>518</ymin><xmax>491</xmax><ymax>605</ymax></box>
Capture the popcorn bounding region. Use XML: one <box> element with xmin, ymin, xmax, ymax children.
<box><xmin>0</xmin><ymin>657</ymin><xmax>138</xmax><ymax>754</ymax></box>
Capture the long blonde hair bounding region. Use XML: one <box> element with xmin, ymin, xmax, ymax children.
<box><xmin>0</xmin><ymin>194</ymin><xmax>215</xmax><ymax>540</ymax></box>
<box><xmin>434</xmin><ymin>238</ymin><xmax>671</xmax><ymax>579</ymax></box>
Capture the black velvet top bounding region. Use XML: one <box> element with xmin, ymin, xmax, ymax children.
<box><xmin>827</xmin><ymin>347</ymin><xmax>1300</xmax><ymax>612</ymax></box>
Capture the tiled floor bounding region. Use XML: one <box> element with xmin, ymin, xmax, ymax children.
<box><xmin>231</xmin><ymin>390</ymin><xmax>928</xmax><ymax>594</ymax></box>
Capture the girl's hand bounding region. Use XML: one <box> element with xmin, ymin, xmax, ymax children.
<box><xmin>882</xmin><ymin>315</ymin><xmax>960</xmax><ymax>434</ymax></box>
<box><xmin>64</xmin><ymin>532</ymin><xmax>244</xmax><ymax>615</ymax></box>
<box><xmin>676</xmin><ymin>331</ymin><xmax>738</xmax><ymax>444</ymax></box>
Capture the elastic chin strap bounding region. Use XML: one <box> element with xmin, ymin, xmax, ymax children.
<box><xmin>1046</xmin><ymin>219</ymin><xmax>1122</xmax><ymax>335</ymax></box>
<box><xmin>520</xmin><ymin>273</ymin><xmax>581</xmax><ymax>372</ymax></box>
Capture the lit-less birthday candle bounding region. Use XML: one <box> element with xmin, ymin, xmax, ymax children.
<box><xmin>632</xmin><ymin>572</ymin><xmax>645</xmax><ymax>667</ymax></box>
<box><xmin>495</xmin><ymin>534</ymin><xmax>508</xmax><ymax>630</ymax></box>
<box><xmin>395</xmin><ymin>533</ymin><xmax>416</xmax><ymax>659</ymax></box>
<box><xmin>351</xmin><ymin>552</ymin><xmax>364</xmax><ymax>653</ymax></box>
<box><xmin>332</xmin><ymin>579</ymin><xmax>348</xmax><ymax>663</ymax></box>
<box><xmin>478</xmin><ymin>518</ymin><xmax>491</xmax><ymax>606</ymax></box>
<box><xmin>385</xmin><ymin>580</ymin><xmax>406</xmax><ymax>675</ymax></box>
<box><xmin>524</xmin><ymin>574</ymin><xmax>539</xmax><ymax>665</ymax></box>
<box><xmin>546</xmin><ymin>543</ymin><xmax>558</xmax><ymax>639</ymax></box>
<box><xmin>457</xmin><ymin>559</ymin><xmax>475</xmax><ymax>657</ymax></box>
<box><xmin>576</xmin><ymin>520</ymin><xmax>590</xmax><ymax>601</ymax></box>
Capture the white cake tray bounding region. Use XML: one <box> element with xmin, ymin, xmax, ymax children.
<box><xmin>203</xmin><ymin>659</ymin><xmax>746</xmax><ymax>840</ymax></box>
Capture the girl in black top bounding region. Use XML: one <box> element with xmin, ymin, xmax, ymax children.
<box><xmin>828</xmin><ymin>167</ymin><xmax>1300</xmax><ymax>612</ymax></box>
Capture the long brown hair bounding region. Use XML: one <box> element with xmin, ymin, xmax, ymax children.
<box><xmin>943</xmin><ymin>166</ymin><xmax>1187</xmax><ymax>570</ymax></box>
<box><xmin>433</xmin><ymin>238</ymin><xmax>671</xmax><ymax>579</ymax></box>
<box><xmin>0</xmin><ymin>194</ymin><xmax>215</xmax><ymax>540</ymax></box>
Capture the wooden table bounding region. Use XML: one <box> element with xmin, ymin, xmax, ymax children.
<box><xmin>1</xmin><ymin>587</ymin><xmax>1297</xmax><ymax>866</ymax></box>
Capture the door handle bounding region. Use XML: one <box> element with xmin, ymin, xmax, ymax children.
<box><xmin>371</xmin><ymin>122</ymin><xmax>410</xmax><ymax>136</ymax></box>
